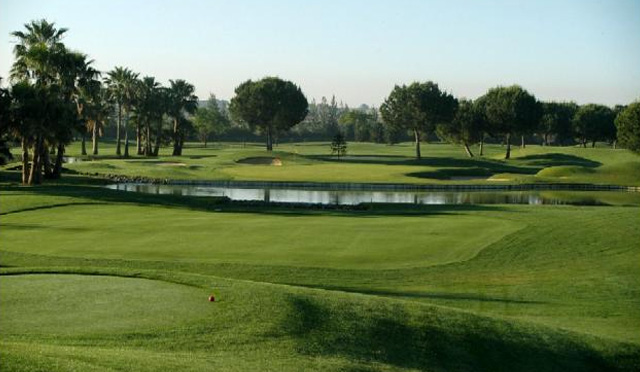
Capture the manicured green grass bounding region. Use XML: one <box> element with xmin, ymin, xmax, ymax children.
<box><xmin>0</xmin><ymin>275</ymin><xmax>213</xmax><ymax>335</ymax></box>
<box><xmin>1</xmin><ymin>181</ymin><xmax>639</xmax><ymax>371</ymax></box>
<box><xmin>13</xmin><ymin>140</ymin><xmax>636</xmax><ymax>186</ymax></box>
<box><xmin>0</xmin><ymin>202</ymin><xmax>523</xmax><ymax>269</ymax></box>
<box><xmin>1</xmin><ymin>141</ymin><xmax>639</xmax><ymax>371</ymax></box>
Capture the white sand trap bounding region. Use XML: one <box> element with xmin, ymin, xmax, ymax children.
<box><xmin>237</xmin><ymin>157</ymin><xmax>282</xmax><ymax>166</ymax></box>
<box><xmin>156</xmin><ymin>162</ymin><xmax>188</xmax><ymax>167</ymax></box>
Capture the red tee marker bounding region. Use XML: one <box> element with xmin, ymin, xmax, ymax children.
<box><xmin>208</xmin><ymin>295</ymin><xmax>216</xmax><ymax>302</ymax></box>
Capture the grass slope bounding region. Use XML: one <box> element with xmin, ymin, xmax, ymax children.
<box><xmin>1</xmin><ymin>181</ymin><xmax>639</xmax><ymax>371</ymax></box>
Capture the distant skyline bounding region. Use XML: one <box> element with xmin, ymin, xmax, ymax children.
<box><xmin>1</xmin><ymin>0</ymin><xmax>639</xmax><ymax>107</ymax></box>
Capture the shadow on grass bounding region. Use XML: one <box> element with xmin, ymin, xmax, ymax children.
<box><xmin>516</xmin><ymin>153</ymin><xmax>601</xmax><ymax>168</ymax></box>
<box><xmin>0</xmin><ymin>222</ymin><xmax>92</xmax><ymax>232</ymax></box>
<box><xmin>288</xmin><ymin>284</ymin><xmax>546</xmax><ymax>305</ymax></box>
<box><xmin>278</xmin><ymin>295</ymin><xmax>638</xmax><ymax>372</ymax></box>
<box><xmin>309</xmin><ymin>153</ymin><xmax>603</xmax><ymax>181</ymax></box>
<box><xmin>0</xmin><ymin>202</ymin><xmax>102</xmax><ymax>216</ymax></box>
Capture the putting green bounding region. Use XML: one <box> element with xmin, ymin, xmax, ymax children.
<box><xmin>0</xmin><ymin>204</ymin><xmax>524</xmax><ymax>269</ymax></box>
<box><xmin>0</xmin><ymin>274</ymin><xmax>212</xmax><ymax>335</ymax></box>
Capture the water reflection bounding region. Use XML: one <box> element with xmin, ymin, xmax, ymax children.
<box><xmin>103</xmin><ymin>183</ymin><xmax>637</xmax><ymax>206</ymax></box>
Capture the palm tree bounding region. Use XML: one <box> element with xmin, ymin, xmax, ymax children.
<box><xmin>9</xmin><ymin>19</ymin><xmax>75</xmax><ymax>184</ymax></box>
<box><xmin>105</xmin><ymin>67</ymin><xmax>139</xmax><ymax>157</ymax></box>
<box><xmin>167</xmin><ymin>79</ymin><xmax>198</xmax><ymax>156</ymax></box>
<box><xmin>10</xmin><ymin>19</ymin><xmax>68</xmax><ymax>84</ymax></box>
<box><xmin>134</xmin><ymin>76</ymin><xmax>167</xmax><ymax>156</ymax></box>
<box><xmin>78</xmin><ymin>78</ymin><xmax>109</xmax><ymax>155</ymax></box>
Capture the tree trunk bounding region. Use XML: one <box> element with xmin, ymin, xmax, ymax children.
<box><xmin>154</xmin><ymin>122</ymin><xmax>161</xmax><ymax>156</ymax></box>
<box><xmin>172</xmin><ymin>118</ymin><xmax>181</xmax><ymax>156</ymax></box>
<box><xmin>204</xmin><ymin>138</ymin><xmax>207</xmax><ymax>148</ymax></box>
<box><xmin>92</xmin><ymin>124</ymin><xmax>99</xmax><ymax>155</ymax></box>
<box><xmin>505</xmin><ymin>133</ymin><xmax>511</xmax><ymax>159</ymax></box>
<box><xmin>52</xmin><ymin>144</ymin><xmax>64</xmax><ymax>179</ymax></box>
<box><xmin>266</xmin><ymin>126</ymin><xmax>273</xmax><ymax>151</ymax></box>
<box><xmin>413</xmin><ymin>128</ymin><xmax>421</xmax><ymax>159</ymax></box>
<box><xmin>613</xmin><ymin>140</ymin><xmax>617</xmax><ymax>149</ymax></box>
<box><xmin>479</xmin><ymin>136</ymin><xmax>484</xmax><ymax>156</ymax></box>
<box><xmin>116</xmin><ymin>105</ymin><xmax>122</xmax><ymax>156</ymax></box>
<box><xmin>21</xmin><ymin>138</ymin><xmax>29</xmax><ymax>185</ymax></box>
<box><xmin>145</xmin><ymin>122</ymin><xmax>152</xmax><ymax>156</ymax></box>
<box><xmin>81</xmin><ymin>134</ymin><xmax>87</xmax><ymax>155</ymax></box>
<box><xmin>123</xmin><ymin>112</ymin><xmax>130</xmax><ymax>158</ymax></box>
<box><xmin>42</xmin><ymin>145</ymin><xmax>53</xmax><ymax>179</ymax></box>
<box><xmin>592</xmin><ymin>140</ymin><xmax>596</xmax><ymax>148</ymax></box>
<box><xmin>28</xmin><ymin>136</ymin><xmax>43</xmax><ymax>185</ymax></box>
<box><xmin>582</xmin><ymin>138</ymin><xmax>587</xmax><ymax>148</ymax></box>
<box><xmin>136</xmin><ymin>122</ymin><xmax>142</xmax><ymax>155</ymax></box>
<box><xmin>463</xmin><ymin>143</ymin><xmax>474</xmax><ymax>157</ymax></box>
<box><xmin>521</xmin><ymin>135</ymin><xmax>525</xmax><ymax>149</ymax></box>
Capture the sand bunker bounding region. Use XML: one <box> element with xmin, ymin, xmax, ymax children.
<box><xmin>156</xmin><ymin>162</ymin><xmax>188</xmax><ymax>167</ymax></box>
<box><xmin>237</xmin><ymin>157</ymin><xmax>282</xmax><ymax>166</ymax></box>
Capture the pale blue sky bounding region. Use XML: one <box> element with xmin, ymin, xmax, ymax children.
<box><xmin>1</xmin><ymin>0</ymin><xmax>639</xmax><ymax>106</ymax></box>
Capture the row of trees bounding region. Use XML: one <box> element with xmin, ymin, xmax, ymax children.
<box><xmin>2</xmin><ymin>20</ymin><xmax>639</xmax><ymax>185</ymax></box>
<box><xmin>380</xmin><ymin>82</ymin><xmax>639</xmax><ymax>159</ymax></box>
<box><xmin>0</xmin><ymin>20</ymin><xmax>210</xmax><ymax>184</ymax></box>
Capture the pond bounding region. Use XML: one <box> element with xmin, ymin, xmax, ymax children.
<box><xmin>105</xmin><ymin>183</ymin><xmax>640</xmax><ymax>206</ymax></box>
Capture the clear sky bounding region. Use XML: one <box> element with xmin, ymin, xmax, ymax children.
<box><xmin>1</xmin><ymin>0</ymin><xmax>639</xmax><ymax>107</ymax></box>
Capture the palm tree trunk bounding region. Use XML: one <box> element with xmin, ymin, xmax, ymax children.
<box><xmin>52</xmin><ymin>144</ymin><xmax>64</xmax><ymax>179</ymax></box>
<box><xmin>28</xmin><ymin>136</ymin><xmax>43</xmax><ymax>185</ymax></box>
<box><xmin>116</xmin><ymin>105</ymin><xmax>122</xmax><ymax>156</ymax></box>
<box><xmin>92</xmin><ymin>124</ymin><xmax>99</xmax><ymax>155</ymax></box>
<box><xmin>479</xmin><ymin>135</ymin><xmax>484</xmax><ymax>156</ymax></box>
<box><xmin>505</xmin><ymin>133</ymin><xmax>511</xmax><ymax>159</ymax></box>
<box><xmin>21</xmin><ymin>138</ymin><xmax>30</xmax><ymax>185</ymax></box>
<box><xmin>136</xmin><ymin>122</ymin><xmax>142</xmax><ymax>155</ymax></box>
<box><xmin>42</xmin><ymin>145</ymin><xmax>53</xmax><ymax>179</ymax></box>
<box><xmin>81</xmin><ymin>134</ymin><xmax>87</xmax><ymax>155</ymax></box>
<box><xmin>155</xmin><ymin>120</ymin><xmax>162</xmax><ymax>156</ymax></box>
<box><xmin>145</xmin><ymin>122</ymin><xmax>151</xmax><ymax>156</ymax></box>
<box><xmin>172</xmin><ymin>118</ymin><xmax>181</xmax><ymax>156</ymax></box>
<box><xmin>521</xmin><ymin>135</ymin><xmax>525</xmax><ymax>149</ymax></box>
<box><xmin>124</xmin><ymin>112</ymin><xmax>130</xmax><ymax>158</ymax></box>
<box><xmin>413</xmin><ymin>128</ymin><xmax>421</xmax><ymax>159</ymax></box>
<box><xmin>154</xmin><ymin>121</ymin><xmax>162</xmax><ymax>156</ymax></box>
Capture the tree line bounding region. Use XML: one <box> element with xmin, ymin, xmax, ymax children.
<box><xmin>1</xmin><ymin>19</ymin><xmax>639</xmax><ymax>185</ymax></box>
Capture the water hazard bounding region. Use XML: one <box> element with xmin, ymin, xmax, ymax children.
<box><xmin>105</xmin><ymin>183</ymin><xmax>640</xmax><ymax>206</ymax></box>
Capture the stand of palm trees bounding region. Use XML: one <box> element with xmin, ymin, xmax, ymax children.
<box><xmin>2</xmin><ymin>19</ymin><xmax>199</xmax><ymax>185</ymax></box>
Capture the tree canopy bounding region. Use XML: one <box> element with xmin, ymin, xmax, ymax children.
<box><xmin>193</xmin><ymin>94</ymin><xmax>230</xmax><ymax>147</ymax></box>
<box><xmin>229</xmin><ymin>77</ymin><xmax>308</xmax><ymax>151</ymax></box>
<box><xmin>615</xmin><ymin>102</ymin><xmax>640</xmax><ymax>153</ymax></box>
<box><xmin>573</xmin><ymin>104</ymin><xmax>615</xmax><ymax>148</ymax></box>
<box><xmin>380</xmin><ymin>81</ymin><xmax>457</xmax><ymax>159</ymax></box>
<box><xmin>476</xmin><ymin>85</ymin><xmax>540</xmax><ymax>159</ymax></box>
<box><xmin>437</xmin><ymin>100</ymin><xmax>484</xmax><ymax>157</ymax></box>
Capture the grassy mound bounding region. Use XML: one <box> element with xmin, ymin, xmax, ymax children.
<box><xmin>1</xmin><ymin>269</ymin><xmax>638</xmax><ymax>372</ymax></box>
